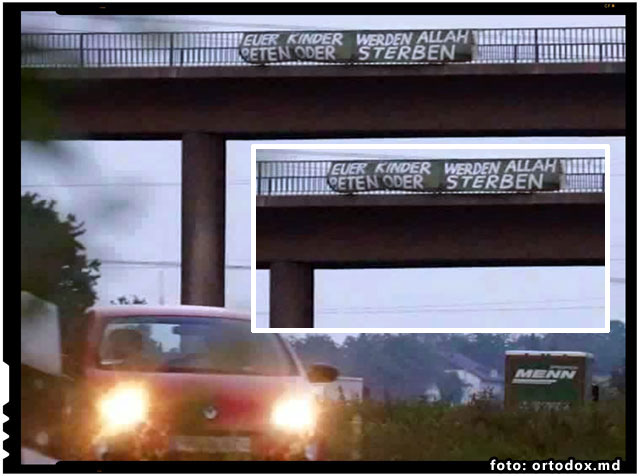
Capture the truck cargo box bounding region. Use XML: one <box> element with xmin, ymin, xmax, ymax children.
<box><xmin>504</xmin><ymin>350</ymin><xmax>594</xmax><ymax>410</ymax></box>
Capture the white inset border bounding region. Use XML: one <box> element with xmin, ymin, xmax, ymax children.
<box><xmin>251</xmin><ymin>143</ymin><xmax>610</xmax><ymax>334</ymax></box>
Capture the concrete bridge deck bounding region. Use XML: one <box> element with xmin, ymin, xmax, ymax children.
<box><xmin>23</xmin><ymin>62</ymin><xmax>625</xmax><ymax>80</ymax></box>
<box><xmin>20</xmin><ymin>27</ymin><xmax>626</xmax><ymax>139</ymax></box>
<box><xmin>257</xmin><ymin>191</ymin><xmax>605</xmax><ymax>208</ymax></box>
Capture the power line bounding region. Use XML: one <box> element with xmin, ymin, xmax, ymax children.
<box><xmin>99</xmin><ymin>259</ymin><xmax>249</xmax><ymax>269</ymax></box>
<box><xmin>320</xmin><ymin>300</ymin><xmax>606</xmax><ymax>314</ymax></box>
<box><xmin>23</xmin><ymin>13</ymin><xmax>331</xmax><ymax>31</ymax></box>
<box><xmin>320</xmin><ymin>305</ymin><xmax>604</xmax><ymax>315</ymax></box>
<box><xmin>21</xmin><ymin>183</ymin><xmax>180</xmax><ymax>188</ymax></box>
<box><xmin>126</xmin><ymin>17</ymin><xmax>330</xmax><ymax>30</ymax></box>
<box><xmin>22</xmin><ymin>26</ymin><xmax>103</xmax><ymax>33</ymax></box>
<box><xmin>256</xmin><ymin>305</ymin><xmax>604</xmax><ymax>316</ymax></box>
<box><xmin>320</xmin><ymin>297</ymin><xmax>604</xmax><ymax>313</ymax></box>
<box><xmin>99</xmin><ymin>261</ymin><xmax>621</xmax><ymax>275</ymax></box>
<box><xmin>260</xmin><ymin>150</ymin><xmax>608</xmax><ymax>159</ymax></box>
<box><xmin>21</xmin><ymin>180</ymin><xmax>249</xmax><ymax>188</ymax></box>
<box><xmin>100</xmin><ymin>259</ymin><xmax>180</xmax><ymax>267</ymax></box>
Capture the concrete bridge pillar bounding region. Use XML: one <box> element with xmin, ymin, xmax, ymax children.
<box><xmin>181</xmin><ymin>133</ymin><xmax>226</xmax><ymax>306</ymax></box>
<box><xmin>270</xmin><ymin>262</ymin><xmax>314</xmax><ymax>328</ymax></box>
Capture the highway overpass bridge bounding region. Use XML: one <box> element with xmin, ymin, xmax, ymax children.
<box><xmin>257</xmin><ymin>157</ymin><xmax>606</xmax><ymax>327</ymax></box>
<box><xmin>21</xmin><ymin>27</ymin><xmax>620</xmax><ymax>327</ymax></box>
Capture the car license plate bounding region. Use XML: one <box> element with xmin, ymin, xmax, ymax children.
<box><xmin>172</xmin><ymin>435</ymin><xmax>251</xmax><ymax>454</ymax></box>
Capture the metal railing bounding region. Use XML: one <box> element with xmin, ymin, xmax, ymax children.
<box><xmin>256</xmin><ymin>158</ymin><xmax>605</xmax><ymax>196</ymax></box>
<box><xmin>21</xmin><ymin>27</ymin><xmax>625</xmax><ymax>68</ymax></box>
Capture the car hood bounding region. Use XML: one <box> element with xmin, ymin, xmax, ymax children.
<box><xmin>86</xmin><ymin>368</ymin><xmax>311</xmax><ymax>434</ymax></box>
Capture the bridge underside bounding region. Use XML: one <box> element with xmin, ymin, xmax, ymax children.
<box><xmin>257</xmin><ymin>195</ymin><xmax>605</xmax><ymax>268</ymax></box>
<box><xmin>26</xmin><ymin>66</ymin><xmax>624</xmax><ymax>139</ymax></box>
<box><xmin>258</xmin><ymin>195</ymin><xmax>604</xmax><ymax>327</ymax></box>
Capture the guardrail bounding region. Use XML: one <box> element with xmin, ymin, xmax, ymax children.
<box><xmin>256</xmin><ymin>158</ymin><xmax>605</xmax><ymax>196</ymax></box>
<box><xmin>21</xmin><ymin>27</ymin><xmax>625</xmax><ymax>68</ymax></box>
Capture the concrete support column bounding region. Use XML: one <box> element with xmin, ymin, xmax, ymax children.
<box><xmin>181</xmin><ymin>133</ymin><xmax>226</xmax><ymax>306</ymax></box>
<box><xmin>269</xmin><ymin>262</ymin><xmax>314</xmax><ymax>328</ymax></box>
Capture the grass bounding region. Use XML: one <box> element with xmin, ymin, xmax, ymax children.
<box><xmin>319</xmin><ymin>397</ymin><xmax>626</xmax><ymax>461</ymax></box>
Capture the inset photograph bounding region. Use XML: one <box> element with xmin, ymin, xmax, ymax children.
<box><xmin>252</xmin><ymin>144</ymin><xmax>609</xmax><ymax>332</ymax></box>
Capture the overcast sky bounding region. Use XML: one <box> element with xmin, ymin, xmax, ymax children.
<box><xmin>21</xmin><ymin>13</ymin><xmax>625</xmax><ymax>33</ymax></box>
<box><xmin>20</xmin><ymin>14</ymin><xmax>625</xmax><ymax>339</ymax></box>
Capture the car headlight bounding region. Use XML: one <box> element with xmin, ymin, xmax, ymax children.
<box><xmin>271</xmin><ymin>395</ymin><xmax>316</xmax><ymax>433</ymax></box>
<box><xmin>97</xmin><ymin>383</ymin><xmax>148</xmax><ymax>434</ymax></box>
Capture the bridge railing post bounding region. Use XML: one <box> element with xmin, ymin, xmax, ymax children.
<box><xmin>169</xmin><ymin>32</ymin><xmax>174</xmax><ymax>66</ymax></box>
<box><xmin>257</xmin><ymin>161</ymin><xmax>262</xmax><ymax>195</ymax></box>
<box><xmin>79</xmin><ymin>33</ymin><xmax>84</xmax><ymax>67</ymax></box>
<box><xmin>534</xmin><ymin>29</ymin><xmax>539</xmax><ymax>63</ymax></box>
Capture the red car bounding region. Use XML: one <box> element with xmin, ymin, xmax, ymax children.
<box><xmin>62</xmin><ymin>305</ymin><xmax>338</xmax><ymax>461</ymax></box>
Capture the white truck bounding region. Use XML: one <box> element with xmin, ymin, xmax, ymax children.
<box><xmin>505</xmin><ymin>350</ymin><xmax>595</xmax><ymax>410</ymax></box>
<box><xmin>21</xmin><ymin>291</ymin><xmax>68</xmax><ymax>462</ymax></box>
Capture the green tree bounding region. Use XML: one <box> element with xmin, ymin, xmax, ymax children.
<box><xmin>610</xmin><ymin>363</ymin><xmax>626</xmax><ymax>395</ymax></box>
<box><xmin>440</xmin><ymin>333</ymin><xmax>507</xmax><ymax>371</ymax></box>
<box><xmin>21</xmin><ymin>193</ymin><xmax>100</xmax><ymax>343</ymax></box>
<box><xmin>289</xmin><ymin>334</ymin><xmax>344</xmax><ymax>371</ymax></box>
<box><xmin>437</xmin><ymin>371</ymin><xmax>466</xmax><ymax>405</ymax></box>
<box><xmin>340</xmin><ymin>334</ymin><xmax>445</xmax><ymax>400</ymax></box>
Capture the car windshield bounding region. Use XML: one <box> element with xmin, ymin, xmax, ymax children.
<box><xmin>98</xmin><ymin>316</ymin><xmax>297</xmax><ymax>376</ymax></box>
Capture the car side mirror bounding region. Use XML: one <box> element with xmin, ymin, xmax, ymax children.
<box><xmin>307</xmin><ymin>363</ymin><xmax>339</xmax><ymax>383</ymax></box>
